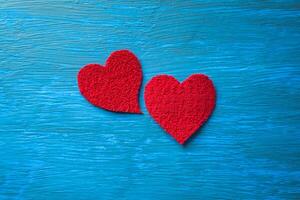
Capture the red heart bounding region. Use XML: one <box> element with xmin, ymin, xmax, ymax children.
<box><xmin>145</xmin><ymin>74</ymin><xmax>216</xmax><ymax>144</ymax></box>
<box><xmin>77</xmin><ymin>50</ymin><xmax>142</xmax><ymax>113</ymax></box>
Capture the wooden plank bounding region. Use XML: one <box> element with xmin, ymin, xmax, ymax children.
<box><xmin>0</xmin><ymin>1</ymin><xmax>299</xmax><ymax>199</ymax></box>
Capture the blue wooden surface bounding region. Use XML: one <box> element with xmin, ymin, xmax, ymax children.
<box><xmin>1</xmin><ymin>1</ymin><xmax>300</xmax><ymax>199</ymax></box>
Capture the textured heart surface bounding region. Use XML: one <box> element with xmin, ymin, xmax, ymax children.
<box><xmin>77</xmin><ymin>50</ymin><xmax>142</xmax><ymax>113</ymax></box>
<box><xmin>145</xmin><ymin>74</ymin><xmax>216</xmax><ymax>144</ymax></box>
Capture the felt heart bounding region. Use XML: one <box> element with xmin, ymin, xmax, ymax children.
<box><xmin>77</xmin><ymin>50</ymin><xmax>142</xmax><ymax>113</ymax></box>
<box><xmin>145</xmin><ymin>74</ymin><xmax>216</xmax><ymax>144</ymax></box>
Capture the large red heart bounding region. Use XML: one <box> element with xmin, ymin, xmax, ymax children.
<box><xmin>145</xmin><ymin>74</ymin><xmax>216</xmax><ymax>144</ymax></box>
<box><xmin>77</xmin><ymin>50</ymin><xmax>142</xmax><ymax>113</ymax></box>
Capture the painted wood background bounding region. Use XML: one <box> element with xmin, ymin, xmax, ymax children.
<box><xmin>1</xmin><ymin>1</ymin><xmax>300</xmax><ymax>199</ymax></box>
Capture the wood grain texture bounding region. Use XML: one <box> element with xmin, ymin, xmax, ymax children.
<box><xmin>0</xmin><ymin>1</ymin><xmax>300</xmax><ymax>199</ymax></box>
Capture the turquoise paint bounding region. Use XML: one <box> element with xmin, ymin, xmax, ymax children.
<box><xmin>0</xmin><ymin>1</ymin><xmax>300</xmax><ymax>199</ymax></box>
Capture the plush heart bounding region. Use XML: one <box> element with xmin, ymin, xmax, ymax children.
<box><xmin>145</xmin><ymin>74</ymin><xmax>216</xmax><ymax>144</ymax></box>
<box><xmin>77</xmin><ymin>50</ymin><xmax>142</xmax><ymax>113</ymax></box>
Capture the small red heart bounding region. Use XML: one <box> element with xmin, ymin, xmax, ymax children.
<box><xmin>77</xmin><ymin>50</ymin><xmax>142</xmax><ymax>113</ymax></box>
<box><xmin>145</xmin><ymin>74</ymin><xmax>216</xmax><ymax>144</ymax></box>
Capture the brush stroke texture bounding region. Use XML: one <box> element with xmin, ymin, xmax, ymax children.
<box><xmin>0</xmin><ymin>1</ymin><xmax>300</xmax><ymax>199</ymax></box>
